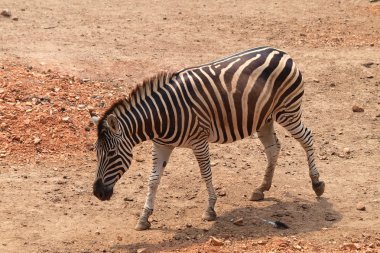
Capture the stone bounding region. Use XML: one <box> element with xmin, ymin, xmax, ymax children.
<box><xmin>356</xmin><ymin>203</ymin><xmax>366</xmax><ymax>211</ymax></box>
<box><xmin>34</xmin><ymin>137</ymin><xmax>41</xmax><ymax>144</ymax></box>
<box><xmin>341</xmin><ymin>243</ymin><xmax>361</xmax><ymax>250</ymax></box>
<box><xmin>209</xmin><ymin>236</ymin><xmax>224</xmax><ymax>246</ymax></box>
<box><xmin>362</xmin><ymin>62</ymin><xmax>374</xmax><ymax>68</ymax></box>
<box><xmin>325</xmin><ymin>212</ymin><xmax>337</xmax><ymax>221</ymax></box>
<box><xmin>137</xmin><ymin>248</ymin><xmax>150</xmax><ymax>253</ymax></box>
<box><xmin>62</xmin><ymin>116</ymin><xmax>70</xmax><ymax>122</ymax></box>
<box><xmin>257</xmin><ymin>240</ymin><xmax>267</xmax><ymax>245</ymax></box>
<box><xmin>210</xmin><ymin>161</ymin><xmax>219</xmax><ymax>166</ymax></box>
<box><xmin>233</xmin><ymin>218</ymin><xmax>244</xmax><ymax>226</ymax></box>
<box><xmin>343</xmin><ymin>148</ymin><xmax>351</xmax><ymax>154</ymax></box>
<box><xmin>123</xmin><ymin>197</ymin><xmax>134</xmax><ymax>202</ymax></box>
<box><xmin>1</xmin><ymin>9</ymin><xmax>11</xmax><ymax>17</ymax></box>
<box><xmin>352</xmin><ymin>105</ymin><xmax>364</xmax><ymax>113</ymax></box>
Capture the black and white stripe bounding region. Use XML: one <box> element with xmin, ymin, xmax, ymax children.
<box><xmin>93</xmin><ymin>47</ymin><xmax>325</xmax><ymax>230</ymax></box>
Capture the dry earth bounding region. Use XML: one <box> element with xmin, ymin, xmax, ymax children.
<box><xmin>1</xmin><ymin>0</ymin><xmax>380</xmax><ymax>252</ymax></box>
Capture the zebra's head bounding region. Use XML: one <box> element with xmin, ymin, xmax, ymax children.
<box><xmin>93</xmin><ymin>114</ymin><xmax>132</xmax><ymax>201</ymax></box>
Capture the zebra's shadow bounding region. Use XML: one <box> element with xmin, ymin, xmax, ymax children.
<box><xmin>113</xmin><ymin>197</ymin><xmax>341</xmax><ymax>252</ymax></box>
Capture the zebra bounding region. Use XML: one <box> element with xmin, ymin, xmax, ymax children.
<box><xmin>93</xmin><ymin>46</ymin><xmax>325</xmax><ymax>231</ymax></box>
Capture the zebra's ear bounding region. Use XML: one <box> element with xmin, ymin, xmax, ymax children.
<box><xmin>106</xmin><ymin>114</ymin><xmax>120</xmax><ymax>134</ymax></box>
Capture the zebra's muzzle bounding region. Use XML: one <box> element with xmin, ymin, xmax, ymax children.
<box><xmin>93</xmin><ymin>178</ymin><xmax>113</xmax><ymax>201</ymax></box>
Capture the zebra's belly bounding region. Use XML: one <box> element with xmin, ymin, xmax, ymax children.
<box><xmin>207</xmin><ymin>113</ymin><xmax>265</xmax><ymax>144</ymax></box>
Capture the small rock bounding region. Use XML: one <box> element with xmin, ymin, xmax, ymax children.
<box><xmin>62</xmin><ymin>116</ymin><xmax>70</xmax><ymax>122</ymax></box>
<box><xmin>312</xmin><ymin>79</ymin><xmax>320</xmax><ymax>83</ymax></box>
<box><xmin>293</xmin><ymin>244</ymin><xmax>302</xmax><ymax>250</ymax></box>
<box><xmin>209</xmin><ymin>236</ymin><xmax>224</xmax><ymax>246</ymax></box>
<box><xmin>117</xmin><ymin>235</ymin><xmax>122</xmax><ymax>241</ymax></box>
<box><xmin>95</xmin><ymin>230</ymin><xmax>100</xmax><ymax>235</ymax></box>
<box><xmin>77</xmin><ymin>104</ymin><xmax>86</xmax><ymax>110</ymax></box>
<box><xmin>185</xmin><ymin>223</ymin><xmax>192</xmax><ymax>228</ymax></box>
<box><xmin>366</xmin><ymin>75</ymin><xmax>374</xmax><ymax>79</ymax></box>
<box><xmin>12</xmin><ymin>17</ymin><xmax>18</xmax><ymax>21</ymax></box>
<box><xmin>137</xmin><ymin>248</ymin><xmax>150</xmax><ymax>253</ymax></box>
<box><xmin>356</xmin><ymin>203</ymin><xmax>366</xmax><ymax>211</ymax></box>
<box><xmin>257</xmin><ymin>240</ymin><xmax>267</xmax><ymax>245</ymax></box>
<box><xmin>1</xmin><ymin>9</ymin><xmax>11</xmax><ymax>17</ymax></box>
<box><xmin>123</xmin><ymin>197</ymin><xmax>134</xmax><ymax>202</ymax></box>
<box><xmin>210</xmin><ymin>161</ymin><xmax>219</xmax><ymax>166</ymax></box>
<box><xmin>233</xmin><ymin>218</ymin><xmax>244</xmax><ymax>226</ymax></box>
<box><xmin>362</xmin><ymin>62</ymin><xmax>374</xmax><ymax>68</ymax></box>
<box><xmin>91</xmin><ymin>116</ymin><xmax>99</xmax><ymax>125</ymax></box>
<box><xmin>343</xmin><ymin>148</ymin><xmax>351</xmax><ymax>154</ymax></box>
<box><xmin>325</xmin><ymin>212</ymin><xmax>337</xmax><ymax>221</ymax></box>
<box><xmin>34</xmin><ymin>137</ymin><xmax>41</xmax><ymax>144</ymax></box>
<box><xmin>135</xmin><ymin>158</ymin><xmax>145</xmax><ymax>162</ymax></box>
<box><xmin>341</xmin><ymin>243</ymin><xmax>361</xmax><ymax>250</ymax></box>
<box><xmin>352</xmin><ymin>105</ymin><xmax>364</xmax><ymax>113</ymax></box>
<box><xmin>217</xmin><ymin>190</ymin><xmax>226</xmax><ymax>197</ymax></box>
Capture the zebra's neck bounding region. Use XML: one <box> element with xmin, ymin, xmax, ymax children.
<box><xmin>109</xmin><ymin>72</ymin><xmax>176</xmax><ymax>145</ymax></box>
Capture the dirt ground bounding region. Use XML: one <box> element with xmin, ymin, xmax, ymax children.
<box><xmin>1</xmin><ymin>0</ymin><xmax>380</xmax><ymax>252</ymax></box>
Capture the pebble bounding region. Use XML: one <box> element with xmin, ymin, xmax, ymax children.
<box><xmin>1</xmin><ymin>9</ymin><xmax>11</xmax><ymax>17</ymax></box>
<box><xmin>341</xmin><ymin>243</ymin><xmax>361</xmax><ymax>250</ymax></box>
<box><xmin>217</xmin><ymin>190</ymin><xmax>226</xmax><ymax>197</ymax></box>
<box><xmin>352</xmin><ymin>105</ymin><xmax>364</xmax><ymax>113</ymax></box>
<box><xmin>362</xmin><ymin>62</ymin><xmax>374</xmax><ymax>68</ymax></box>
<box><xmin>62</xmin><ymin>116</ymin><xmax>70</xmax><ymax>122</ymax></box>
<box><xmin>123</xmin><ymin>197</ymin><xmax>134</xmax><ymax>202</ymax></box>
<box><xmin>343</xmin><ymin>148</ymin><xmax>351</xmax><ymax>154</ymax></box>
<box><xmin>233</xmin><ymin>218</ymin><xmax>244</xmax><ymax>226</ymax></box>
<box><xmin>325</xmin><ymin>212</ymin><xmax>337</xmax><ymax>221</ymax></box>
<box><xmin>136</xmin><ymin>248</ymin><xmax>150</xmax><ymax>253</ymax></box>
<box><xmin>91</xmin><ymin>116</ymin><xmax>99</xmax><ymax>125</ymax></box>
<box><xmin>356</xmin><ymin>203</ymin><xmax>366</xmax><ymax>211</ymax></box>
<box><xmin>34</xmin><ymin>137</ymin><xmax>41</xmax><ymax>144</ymax></box>
<box><xmin>209</xmin><ymin>236</ymin><xmax>224</xmax><ymax>246</ymax></box>
<box><xmin>257</xmin><ymin>240</ymin><xmax>267</xmax><ymax>245</ymax></box>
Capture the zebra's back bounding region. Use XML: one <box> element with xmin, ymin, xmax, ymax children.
<box><xmin>174</xmin><ymin>47</ymin><xmax>303</xmax><ymax>144</ymax></box>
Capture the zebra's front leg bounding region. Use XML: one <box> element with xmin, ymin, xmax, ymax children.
<box><xmin>192</xmin><ymin>140</ymin><xmax>217</xmax><ymax>221</ymax></box>
<box><xmin>135</xmin><ymin>143</ymin><xmax>174</xmax><ymax>231</ymax></box>
<box><xmin>251</xmin><ymin>121</ymin><xmax>281</xmax><ymax>201</ymax></box>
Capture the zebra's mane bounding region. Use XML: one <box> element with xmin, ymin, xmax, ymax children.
<box><xmin>97</xmin><ymin>71</ymin><xmax>175</xmax><ymax>136</ymax></box>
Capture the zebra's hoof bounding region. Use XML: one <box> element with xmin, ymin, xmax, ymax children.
<box><xmin>250</xmin><ymin>190</ymin><xmax>264</xmax><ymax>201</ymax></box>
<box><xmin>135</xmin><ymin>220</ymin><xmax>151</xmax><ymax>231</ymax></box>
<box><xmin>202</xmin><ymin>208</ymin><xmax>217</xmax><ymax>221</ymax></box>
<box><xmin>312</xmin><ymin>181</ymin><xmax>325</xmax><ymax>197</ymax></box>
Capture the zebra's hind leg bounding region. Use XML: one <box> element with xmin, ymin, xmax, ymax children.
<box><xmin>277</xmin><ymin>114</ymin><xmax>325</xmax><ymax>197</ymax></box>
<box><xmin>250</xmin><ymin>120</ymin><xmax>281</xmax><ymax>201</ymax></box>
<box><xmin>192</xmin><ymin>139</ymin><xmax>217</xmax><ymax>221</ymax></box>
<box><xmin>135</xmin><ymin>143</ymin><xmax>174</xmax><ymax>231</ymax></box>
